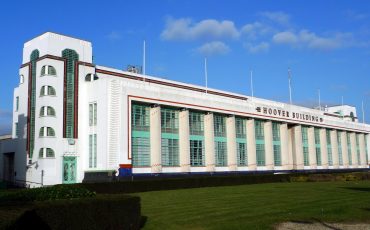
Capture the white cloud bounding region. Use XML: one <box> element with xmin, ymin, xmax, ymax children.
<box><xmin>161</xmin><ymin>18</ymin><xmax>240</xmax><ymax>41</ymax></box>
<box><xmin>272</xmin><ymin>30</ymin><xmax>352</xmax><ymax>51</ymax></box>
<box><xmin>244</xmin><ymin>42</ymin><xmax>270</xmax><ymax>53</ymax></box>
<box><xmin>259</xmin><ymin>11</ymin><xmax>290</xmax><ymax>26</ymax></box>
<box><xmin>241</xmin><ymin>22</ymin><xmax>273</xmax><ymax>40</ymax></box>
<box><xmin>196</xmin><ymin>41</ymin><xmax>230</xmax><ymax>56</ymax></box>
<box><xmin>106</xmin><ymin>31</ymin><xmax>122</xmax><ymax>41</ymax></box>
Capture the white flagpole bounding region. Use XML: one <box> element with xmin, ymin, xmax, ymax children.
<box><xmin>362</xmin><ymin>100</ymin><xmax>365</xmax><ymax>123</ymax></box>
<box><xmin>250</xmin><ymin>70</ymin><xmax>254</xmax><ymax>99</ymax></box>
<box><xmin>288</xmin><ymin>68</ymin><xmax>292</xmax><ymax>104</ymax></box>
<box><xmin>318</xmin><ymin>89</ymin><xmax>321</xmax><ymax>111</ymax></box>
<box><xmin>205</xmin><ymin>58</ymin><xmax>208</xmax><ymax>94</ymax></box>
<box><xmin>143</xmin><ymin>40</ymin><xmax>146</xmax><ymax>76</ymax></box>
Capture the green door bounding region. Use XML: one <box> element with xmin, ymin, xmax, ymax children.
<box><xmin>63</xmin><ymin>157</ymin><xmax>76</xmax><ymax>184</ymax></box>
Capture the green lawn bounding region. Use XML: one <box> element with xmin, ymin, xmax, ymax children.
<box><xmin>136</xmin><ymin>181</ymin><xmax>370</xmax><ymax>229</ymax></box>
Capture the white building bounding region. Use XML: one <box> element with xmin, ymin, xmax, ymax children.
<box><xmin>1</xmin><ymin>32</ymin><xmax>369</xmax><ymax>187</ymax></box>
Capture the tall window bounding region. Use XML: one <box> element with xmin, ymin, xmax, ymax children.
<box><xmin>39</xmin><ymin>148</ymin><xmax>55</xmax><ymax>158</ymax></box>
<box><xmin>356</xmin><ymin>134</ymin><xmax>361</xmax><ymax>165</ymax></box>
<box><xmin>15</xmin><ymin>122</ymin><xmax>19</xmax><ymax>137</ymax></box>
<box><xmin>15</xmin><ymin>97</ymin><xmax>19</xmax><ymax>111</ymax></box>
<box><xmin>131</xmin><ymin>103</ymin><xmax>150</xmax><ymax>166</ymax></box>
<box><xmin>272</xmin><ymin>122</ymin><xmax>281</xmax><ymax>166</ymax></box>
<box><xmin>347</xmin><ymin>133</ymin><xmax>352</xmax><ymax>165</ymax></box>
<box><xmin>189</xmin><ymin>111</ymin><xmax>204</xmax><ymax>166</ymax></box>
<box><xmin>41</xmin><ymin>65</ymin><xmax>57</xmax><ymax>76</ymax></box>
<box><xmin>161</xmin><ymin>108</ymin><xmax>179</xmax><ymax>166</ymax></box>
<box><xmin>40</xmin><ymin>106</ymin><xmax>56</xmax><ymax>117</ymax></box>
<box><xmin>40</xmin><ymin>86</ymin><xmax>56</xmax><ymax>96</ymax></box>
<box><xmin>89</xmin><ymin>102</ymin><xmax>97</xmax><ymax>126</ymax></box>
<box><xmin>214</xmin><ymin>114</ymin><xmax>227</xmax><ymax>166</ymax></box>
<box><xmin>302</xmin><ymin>126</ymin><xmax>309</xmax><ymax>166</ymax></box>
<box><xmin>255</xmin><ymin>120</ymin><xmax>265</xmax><ymax>166</ymax></box>
<box><xmin>235</xmin><ymin>117</ymin><xmax>247</xmax><ymax>166</ymax></box>
<box><xmin>19</xmin><ymin>75</ymin><xmax>24</xmax><ymax>84</ymax></box>
<box><xmin>39</xmin><ymin>127</ymin><xmax>55</xmax><ymax>137</ymax></box>
<box><xmin>337</xmin><ymin>131</ymin><xmax>343</xmax><ymax>166</ymax></box>
<box><xmin>89</xmin><ymin>134</ymin><xmax>97</xmax><ymax>168</ymax></box>
<box><xmin>314</xmin><ymin>128</ymin><xmax>322</xmax><ymax>166</ymax></box>
<box><xmin>366</xmin><ymin>136</ymin><xmax>369</xmax><ymax>164</ymax></box>
<box><xmin>327</xmin><ymin>130</ymin><xmax>333</xmax><ymax>166</ymax></box>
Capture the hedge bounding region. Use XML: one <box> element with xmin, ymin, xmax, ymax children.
<box><xmin>4</xmin><ymin>195</ymin><xmax>141</xmax><ymax>230</ymax></box>
<box><xmin>73</xmin><ymin>171</ymin><xmax>370</xmax><ymax>194</ymax></box>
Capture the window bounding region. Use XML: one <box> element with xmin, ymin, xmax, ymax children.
<box><xmin>89</xmin><ymin>134</ymin><xmax>97</xmax><ymax>168</ymax></box>
<box><xmin>256</xmin><ymin>143</ymin><xmax>265</xmax><ymax>166</ymax></box>
<box><xmin>237</xmin><ymin>142</ymin><xmax>247</xmax><ymax>166</ymax></box>
<box><xmin>41</xmin><ymin>65</ymin><xmax>56</xmax><ymax>76</ymax></box>
<box><xmin>161</xmin><ymin>108</ymin><xmax>179</xmax><ymax>133</ymax></box>
<box><xmin>236</xmin><ymin>117</ymin><xmax>247</xmax><ymax>166</ymax></box>
<box><xmin>132</xmin><ymin>137</ymin><xmax>150</xmax><ymax>166</ymax></box>
<box><xmin>347</xmin><ymin>133</ymin><xmax>352</xmax><ymax>165</ymax></box>
<box><xmin>214</xmin><ymin>114</ymin><xmax>226</xmax><ymax>137</ymax></box>
<box><xmin>161</xmin><ymin>139</ymin><xmax>179</xmax><ymax>166</ymax></box>
<box><xmin>235</xmin><ymin>117</ymin><xmax>246</xmax><ymax>139</ymax></box>
<box><xmin>190</xmin><ymin>140</ymin><xmax>204</xmax><ymax>166</ymax></box>
<box><xmin>327</xmin><ymin>130</ymin><xmax>333</xmax><ymax>166</ymax></box>
<box><xmin>40</xmin><ymin>86</ymin><xmax>56</xmax><ymax>96</ymax></box>
<box><xmin>255</xmin><ymin>120</ymin><xmax>265</xmax><ymax>166</ymax></box>
<box><xmin>20</xmin><ymin>75</ymin><xmax>24</xmax><ymax>84</ymax></box>
<box><xmin>315</xmin><ymin>128</ymin><xmax>321</xmax><ymax>166</ymax></box>
<box><xmin>132</xmin><ymin>104</ymin><xmax>150</xmax><ymax>131</ymax></box>
<box><xmin>337</xmin><ymin>132</ymin><xmax>343</xmax><ymax>166</ymax></box>
<box><xmin>40</xmin><ymin>106</ymin><xmax>56</xmax><ymax>117</ymax></box>
<box><xmin>273</xmin><ymin>145</ymin><xmax>281</xmax><ymax>166</ymax></box>
<box><xmin>89</xmin><ymin>102</ymin><xmax>97</xmax><ymax>126</ymax></box>
<box><xmin>356</xmin><ymin>134</ymin><xmax>361</xmax><ymax>165</ymax></box>
<box><xmin>255</xmin><ymin>120</ymin><xmax>264</xmax><ymax>140</ymax></box>
<box><xmin>272</xmin><ymin>122</ymin><xmax>281</xmax><ymax>166</ymax></box>
<box><xmin>302</xmin><ymin>126</ymin><xmax>309</xmax><ymax>166</ymax></box>
<box><xmin>215</xmin><ymin>141</ymin><xmax>227</xmax><ymax>166</ymax></box>
<box><xmin>189</xmin><ymin>112</ymin><xmax>204</xmax><ymax>135</ymax></box>
<box><xmin>39</xmin><ymin>148</ymin><xmax>55</xmax><ymax>158</ymax></box>
<box><xmin>39</xmin><ymin>127</ymin><xmax>55</xmax><ymax>137</ymax></box>
<box><xmin>85</xmin><ymin>73</ymin><xmax>99</xmax><ymax>82</ymax></box>
<box><xmin>15</xmin><ymin>97</ymin><xmax>19</xmax><ymax>111</ymax></box>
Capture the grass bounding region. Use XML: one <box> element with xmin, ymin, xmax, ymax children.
<box><xmin>136</xmin><ymin>181</ymin><xmax>370</xmax><ymax>229</ymax></box>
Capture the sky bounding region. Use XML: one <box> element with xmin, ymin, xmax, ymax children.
<box><xmin>1</xmin><ymin>0</ymin><xmax>370</xmax><ymax>134</ymax></box>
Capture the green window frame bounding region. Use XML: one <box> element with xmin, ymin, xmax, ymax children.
<box><xmin>236</xmin><ymin>117</ymin><xmax>247</xmax><ymax>166</ymax></box>
<box><xmin>215</xmin><ymin>141</ymin><xmax>227</xmax><ymax>166</ymax></box>
<box><xmin>314</xmin><ymin>128</ymin><xmax>321</xmax><ymax>166</ymax></box>
<box><xmin>235</xmin><ymin>117</ymin><xmax>246</xmax><ymax>139</ymax></box>
<box><xmin>161</xmin><ymin>107</ymin><xmax>179</xmax><ymax>167</ymax></box>
<box><xmin>256</xmin><ymin>143</ymin><xmax>265</xmax><ymax>166</ymax></box>
<box><xmin>237</xmin><ymin>142</ymin><xmax>247</xmax><ymax>166</ymax></box>
<box><xmin>89</xmin><ymin>102</ymin><xmax>97</xmax><ymax>126</ymax></box>
<box><xmin>41</xmin><ymin>65</ymin><xmax>57</xmax><ymax>76</ymax></box>
<box><xmin>29</xmin><ymin>49</ymin><xmax>39</xmax><ymax>158</ymax></box>
<box><xmin>39</xmin><ymin>148</ymin><xmax>55</xmax><ymax>158</ymax></box>
<box><xmin>15</xmin><ymin>96</ymin><xmax>19</xmax><ymax>111</ymax></box>
<box><xmin>326</xmin><ymin>130</ymin><xmax>333</xmax><ymax>166</ymax></box>
<box><xmin>337</xmin><ymin>132</ymin><xmax>343</xmax><ymax>165</ymax></box>
<box><xmin>255</xmin><ymin>120</ymin><xmax>264</xmax><ymax>140</ymax></box>
<box><xmin>189</xmin><ymin>111</ymin><xmax>204</xmax><ymax>136</ymax></box>
<box><xmin>272</xmin><ymin>122</ymin><xmax>281</xmax><ymax>166</ymax></box>
<box><xmin>356</xmin><ymin>134</ymin><xmax>361</xmax><ymax>165</ymax></box>
<box><xmin>190</xmin><ymin>140</ymin><xmax>204</xmax><ymax>166</ymax></box>
<box><xmin>347</xmin><ymin>133</ymin><xmax>352</xmax><ymax>165</ymax></box>
<box><xmin>15</xmin><ymin>122</ymin><xmax>19</xmax><ymax>137</ymax></box>
<box><xmin>131</xmin><ymin>103</ymin><xmax>151</xmax><ymax>167</ymax></box>
<box><xmin>302</xmin><ymin>126</ymin><xmax>309</xmax><ymax>166</ymax></box>
<box><xmin>255</xmin><ymin>120</ymin><xmax>265</xmax><ymax>166</ymax></box>
<box><xmin>214</xmin><ymin>114</ymin><xmax>226</xmax><ymax>137</ymax></box>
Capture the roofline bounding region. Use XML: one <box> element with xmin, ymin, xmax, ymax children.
<box><xmin>24</xmin><ymin>31</ymin><xmax>91</xmax><ymax>44</ymax></box>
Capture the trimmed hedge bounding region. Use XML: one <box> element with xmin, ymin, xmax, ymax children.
<box><xmin>73</xmin><ymin>171</ymin><xmax>370</xmax><ymax>194</ymax></box>
<box><xmin>5</xmin><ymin>195</ymin><xmax>141</xmax><ymax>230</ymax></box>
<box><xmin>0</xmin><ymin>185</ymin><xmax>95</xmax><ymax>205</ymax></box>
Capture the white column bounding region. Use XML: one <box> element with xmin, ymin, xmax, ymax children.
<box><xmin>350</xmin><ymin>133</ymin><xmax>358</xmax><ymax>167</ymax></box>
<box><xmin>293</xmin><ymin>125</ymin><xmax>304</xmax><ymax>170</ymax></box>
<box><xmin>359</xmin><ymin>133</ymin><xmax>366</xmax><ymax>168</ymax></box>
<box><xmin>308</xmin><ymin>127</ymin><xmax>317</xmax><ymax>169</ymax></box>
<box><xmin>264</xmin><ymin>121</ymin><xmax>274</xmax><ymax>170</ymax></box>
<box><xmin>331</xmin><ymin>130</ymin><xmax>339</xmax><ymax>169</ymax></box>
<box><xmin>280</xmin><ymin>123</ymin><xmax>291</xmax><ymax>170</ymax></box>
<box><xmin>247</xmin><ymin>119</ymin><xmax>256</xmax><ymax>170</ymax></box>
<box><xmin>204</xmin><ymin>113</ymin><xmax>215</xmax><ymax>172</ymax></box>
<box><xmin>179</xmin><ymin>109</ymin><xmax>190</xmax><ymax>172</ymax></box>
<box><xmin>150</xmin><ymin>105</ymin><xmax>161</xmax><ymax>173</ymax></box>
<box><xmin>341</xmin><ymin>131</ymin><xmax>349</xmax><ymax>168</ymax></box>
<box><xmin>320</xmin><ymin>128</ymin><xmax>328</xmax><ymax>169</ymax></box>
<box><xmin>226</xmin><ymin>116</ymin><xmax>237</xmax><ymax>171</ymax></box>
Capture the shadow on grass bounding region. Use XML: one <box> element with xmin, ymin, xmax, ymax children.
<box><xmin>341</xmin><ymin>187</ymin><xmax>370</xmax><ymax>192</ymax></box>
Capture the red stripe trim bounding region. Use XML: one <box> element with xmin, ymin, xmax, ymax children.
<box><xmin>119</xmin><ymin>164</ymin><xmax>132</xmax><ymax>168</ymax></box>
<box><xmin>96</xmin><ymin>68</ymin><xmax>248</xmax><ymax>101</ymax></box>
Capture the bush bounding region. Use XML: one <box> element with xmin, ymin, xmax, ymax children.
<box><xmin>6</xmin><ymin>195</ymin><xmax>141</xmax><ymax>230</ymax></box>
<box><xmin>0</xmin><ymin>185</ymin><xmax>95</xmax><ymax>205</ymax></box>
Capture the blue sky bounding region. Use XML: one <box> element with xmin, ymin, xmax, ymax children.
<box><xmin>1</xmin><ymin>0</ymin><xmax>370</xmax><ymax>134</ymax></box>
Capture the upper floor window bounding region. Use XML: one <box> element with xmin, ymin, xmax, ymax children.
<box><xmin>39</xmin><ymin>127</ymin><xmax>55</xmax><ymax>137</ymax></box>
<box><xmin>15</xmin><ymin>97</ymin><xmax>19</xmax><ymax>111</ymax></box>
<box><xmin>39</xmin><ymin>148</ymin><xmax>55</xmax><ymax>158</ymax></box>
<box><xmin>89</xmin><ymin>102</ymin><xmax>97</xmax><ymax>126</ymax></box>
<box><xmin>40</xmin><ymin>86</ymin><xmax>56</xmax><ymax>96</ymax></box>
<box><xmin>40</xmin><ymin>106</ymin><xmax>56</xmax><ymax>117</ymax></box>
<box><xmin>85</xmin><ymin>73</ymin><xmax>99</xmax><ymax>82</ymax></box>
<box><xmin>20</xmin><ymin>75</ymin><xmax>24</xmax><ymax>84</ymax></box>
<box><xmin>41</xmin><ymin>65</ymin><xmax>57</xmax><ymax>76</ymax></box>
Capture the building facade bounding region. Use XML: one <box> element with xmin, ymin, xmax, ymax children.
<box><xmin>1</xmin><ymin>32</ymin><xmax>370</xmax><ymax>187</ymax></box>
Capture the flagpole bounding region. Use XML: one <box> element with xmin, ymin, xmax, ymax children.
<box><xmin>288</xmin><ymin>68</ymin><xmax>292</xmax><ymax>104</ymax></box>
<box><xmin>205</xmin><ymin>58</ymin><xmax>208</xmax><ymax>94</ymax></box>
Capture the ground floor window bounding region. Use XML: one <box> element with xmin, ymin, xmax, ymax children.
<box><xmin>316</xmin><ymin>147</ymin><xmax>322</xmax><ymax>166</ymax></box>
<box><xmin>273</xmin><ymin>144</ymin><xmax>281</xmax><ymax>166</ymax></box>
<box><xmin>237</xmin><ymin>142</ymin><xmax>247</xmax><ymax>166</ymax></box>
<box><xmin>132</xmin><ymin>137</ymin><xmax>150</xmax><ymax>166</ymax></box>
<box><xmin>89</xmin><ymin>134</ymin><xmax>97</xmax><ymax>168</ymax></box>
<box><xmin>327</xmin><ymin>145</ymin><xmax>333</xmax><ymax>166</ymax></box>
<box><xmin>303</xmin><ymin>146</ymin><xmax>309</xmax><ymax>166</ymax></box>
<box><xmin>190</xmin><ymin>140</ymin><xmax>204</xmax><ymax>166</ymax></box>
<box><xmin>256</xmin><ymin>143</ymin><xmax>265</xmax><ymax>166</ymax></box>
<box><xmin>161</xmin><ymin>138</ymin><xmax>179</xmax><ymax>166</ymax></box>
<box><xmin>215</xmin><ymin>141</ymin><xmax>227</xmax><ymax>166</ymax></box>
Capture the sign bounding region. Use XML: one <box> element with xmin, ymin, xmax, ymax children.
<box><xmin>256</xmin><ymin>106</ymin><xmax>324</xmax><ymax>123</ymax></box>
